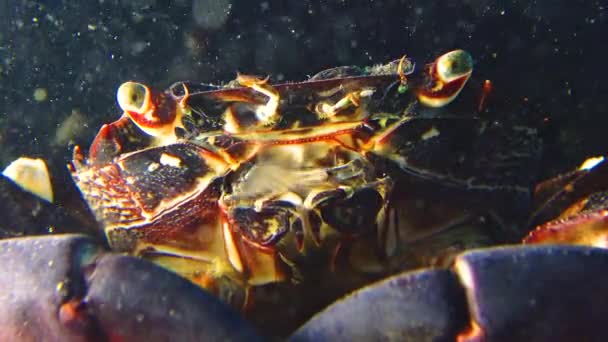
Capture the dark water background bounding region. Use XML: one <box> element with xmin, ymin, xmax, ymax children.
<box><xmin>0</xmin><ymin>0</ymin><xmax>606</xmax><ymax>179</ymax></box>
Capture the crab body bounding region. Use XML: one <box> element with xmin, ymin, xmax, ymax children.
<box><xmin>64</xmin><ymin>51</ymin><xmax>548</xmax><ymax>327</ymax></box>
<box><xmin>5</xmin><ymin>49</ymin><xmax>604</xmax><ymax>340</ymax></box>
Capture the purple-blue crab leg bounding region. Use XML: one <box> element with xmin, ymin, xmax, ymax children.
<box><xmin>291</xmin><ymin>245</ymin><xmax>608</xmax><ymax>341</ymax></box>
<box><xmin>0</xmin><ymin>235</ymin><xmax>262</xmax><ymax>341</ymax></box>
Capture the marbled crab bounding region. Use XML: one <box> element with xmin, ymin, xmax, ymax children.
<box><xmin>2</xmin><ymin>50</ymin><xmax>608</xmax><ymax>341</ymax></box>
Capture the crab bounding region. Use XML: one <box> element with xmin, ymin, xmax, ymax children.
<box><xmin>71</xmin><ymin>51</ymin><xmax>494</xmax><ymax>304</ymax></box>
<box><xmin>1</xmin><ymin>50</ymin><xmax>608</xmax><ymax>341</ymax></box>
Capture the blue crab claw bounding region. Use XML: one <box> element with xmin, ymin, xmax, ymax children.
<box><xmin>454</xmin><ymin>245</ymin><xmax>608</xmax><ymax>341</ymax></box>
<box><xmin>291</xmin><ymin>245</ymin><xmax>608</xmax><ymax>341</ymax></box>
<box><xmin>0</xmin><ymin>235</ymin><xmax>262</xmax><ymax>341</ymax></box>
<box><xmin>290</xmin><ymin>269</ymin><xmax>468</xmax><ymax>341</ymax></box>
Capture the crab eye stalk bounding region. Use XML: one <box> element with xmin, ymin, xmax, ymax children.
<box><xmin>116</xmin><ymin>81</ymin><xmax>186</xmax><ymax>146</ymax></box>
<box><xmin>417</xmin><ymin>49</ymin><xmax>473</xmax><ymax>108</ymax></box>
<box><xmin>436</xmin><ymin>49</ymin><xmax>474</xmax><ymax>83</ymax></box>
<box><xmin>117</xmin><ymin>81</ymin><xmax>149</xmax><ymax>113</ymax></box>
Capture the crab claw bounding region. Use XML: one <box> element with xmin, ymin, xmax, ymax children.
<box><xmin>416</xmin><ymin>49</ymin><xmax>473</xmax><ymax>108</ymax></box>
<box><xmin>292</xmin><ymin>245</ymin><xmax>608</xmax><ymax>341</ymax></box>
<box><xmin>291</xmin><ymin>268</ymin><xmax>468</xmax><ymax>341</ymax></box>
<box><xmin>0</xmin><ymin>235</ymin><xmax>261</xmax><ymax>341</ymax></box>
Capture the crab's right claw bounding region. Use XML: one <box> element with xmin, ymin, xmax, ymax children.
<box><xmin>291</xmin><ymin>245</ymin><xmax>608</xmax><ymax>341</ymax></box>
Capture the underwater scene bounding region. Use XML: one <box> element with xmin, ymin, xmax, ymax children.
<box><xmin>0</xmin><ymin>1</ymin><xmax>607</xmax><ymax>340</ymax></box>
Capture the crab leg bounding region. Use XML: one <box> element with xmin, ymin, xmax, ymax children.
<box><xmin>314</xmin><ymin>88</ymin><xmax>375</xmax><ymax>119</ymax></box>
<box><xmin>235</xmin><ymin>74</ymin><xmax>280</xmax><ymax>125</ymax></box>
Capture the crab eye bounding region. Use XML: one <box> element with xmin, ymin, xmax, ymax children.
<box><xmin>117</xmin><ymin>82</ymin><xmax>149</xmax><ymax>113</ymax></box>
<box><xmin>436</xmin><ymin>49</ymin><xmax>473</xmax><ymax>83</ymax></box>
<box><xmin>417</xmin><ymin>50</ymin><xmax>473</xmax><ymax>108</ymax></box>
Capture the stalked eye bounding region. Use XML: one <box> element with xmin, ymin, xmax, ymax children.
<box><xmin>117</xmin><ymin>82</ymin><xmax>149</xmax><ymax>113</ymax></box>
<box><xmin>435</xmin><ymin>49</ymin><xmax>473</xmax><ymax>83</ymax></box>
<box><xmin>416</xmin><ymin>50</ymin><xmax>473</xmax><ymax>108</ymax></box>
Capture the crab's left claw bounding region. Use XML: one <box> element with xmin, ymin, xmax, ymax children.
<box><xmin>0</xmin><ymin>235</ymin><xmax>262</xmax><ymax>341</ymax></box>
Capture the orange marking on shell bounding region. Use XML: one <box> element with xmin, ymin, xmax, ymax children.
<box><xmin>256</xmin><ymin>128</ymin><xmax>360</xmax><ymax>147</ymax></box>
<box><xmin>192</xmin><ymin>273</ymin><xmax>219</xmax><ymax>294</ymax></box>
<box><xmin>59</xmin><ymin>298</ymin><xmax>91</xmax><ymax>333</ymax></box>
<box><xmin>416</xmin><ymin>50</ymin><xmax>473</xmax><ymax>107</ymax></box>
<box><xmin>124</xmin><ymin>90</ymin><xmax>170</xmax><ymax>129</ymax></box>
<box><xmin>178</xmin><ymin>82</ymin><xmax>190</xmax><ymax>109</ymax></box>
<box><xmin>416</xmin><ymin>73</ymin><xmax>470</xmax><ymax>107</ymax></box>
<box><xmin>557</xmin><ymin>197</ymin><xmax>589</xmax><ymax>219</ymax></box>
<box><xmin>117</xmin><ymin>82</ymin><xmax>183</xmax><ymax>141</ymax></box>
<box><xmin>70</xmin><ymin>145</ymin><xmax>85</xmax><ymax>171</ymax></box>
